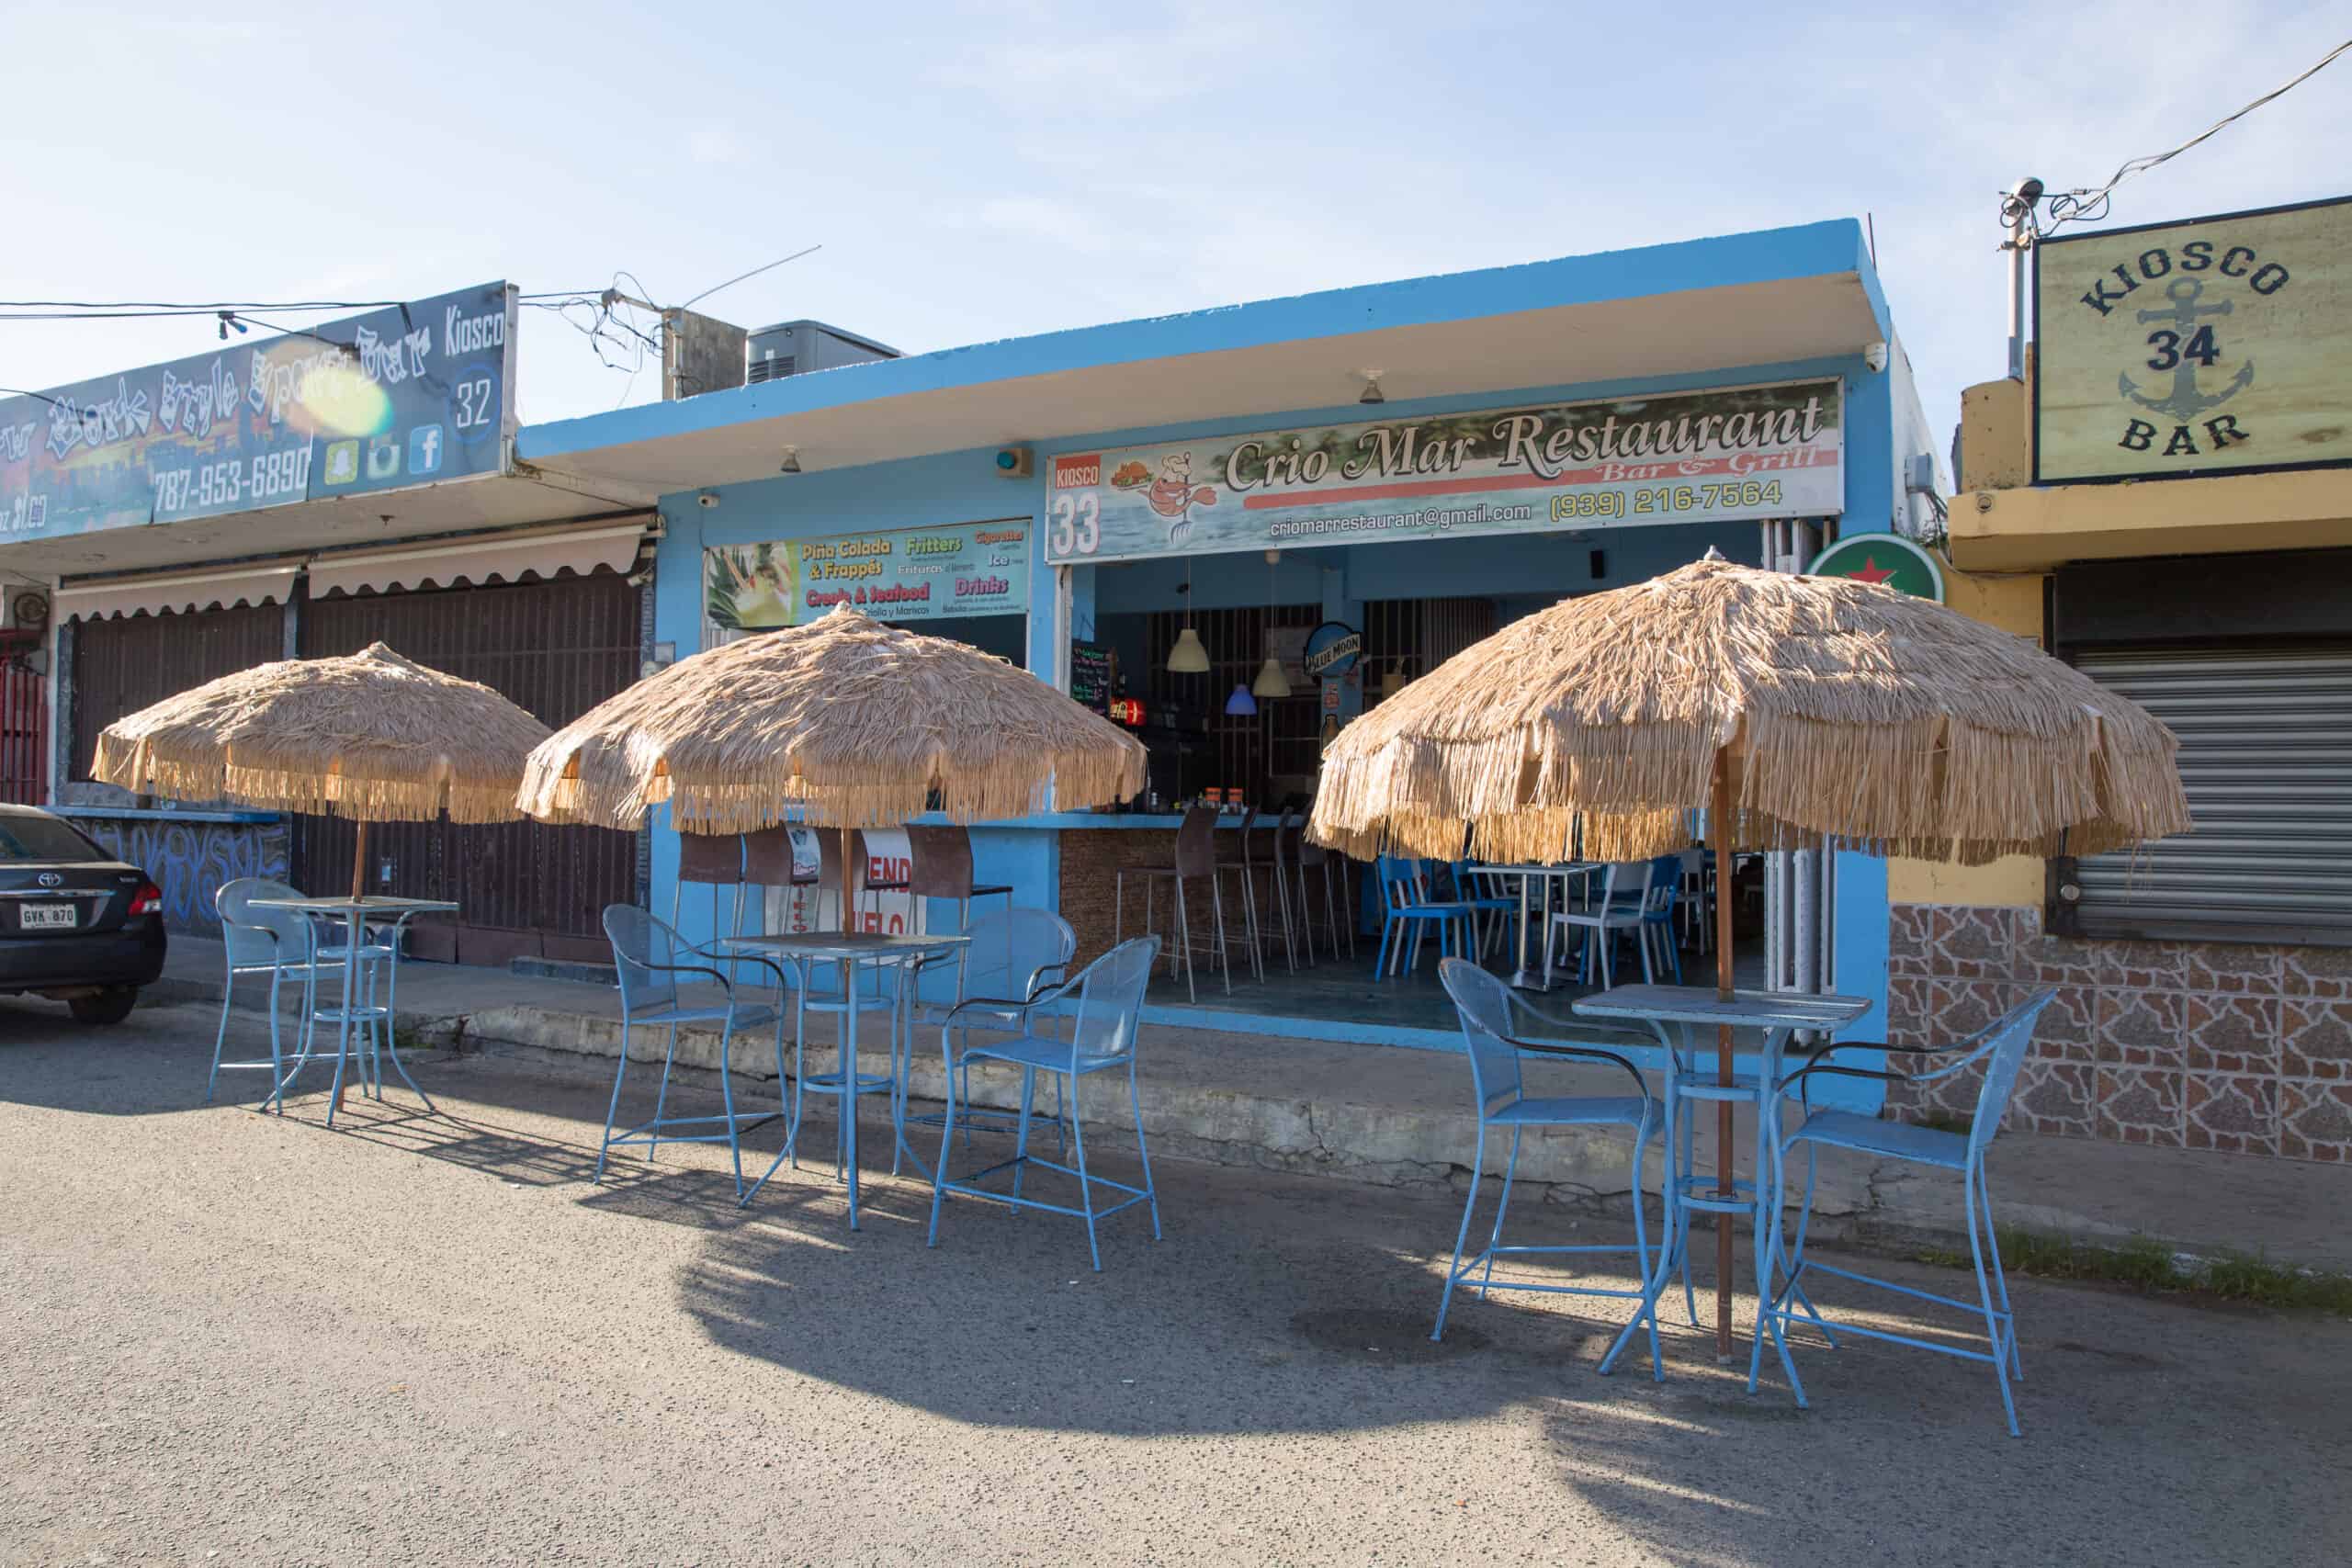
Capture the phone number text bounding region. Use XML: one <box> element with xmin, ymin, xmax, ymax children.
<box><xmin>151</xmin><ymin>447</ymin><xmax>314</xmax><ymax>514</ymax></box>
<box><xmin>1548</xmin><ymin>479</ymin><xmax>1785</xmax><ymax>522</ymax></box>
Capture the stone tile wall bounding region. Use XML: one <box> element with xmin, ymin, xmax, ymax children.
<box><xmin>1885</xmin><ymin>903</ymin><xmax>2352</xmax><ymax>1163</ymax></box>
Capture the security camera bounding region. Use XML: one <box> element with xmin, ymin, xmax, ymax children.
<box><xmin>696</xmin><ymin>491</ymin><xmax>719</xmax><ymax>509</ymax></box>
<box><xmin>1862</xmin><ymin>342</ymin><xmax>1889</xmax><ymax>374</ymax></box>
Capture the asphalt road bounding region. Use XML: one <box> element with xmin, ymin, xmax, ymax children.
<box><xmin>3</xmin><ymin>998</ymin><xmax>2346</xmax><ymax>1567</ymax></box>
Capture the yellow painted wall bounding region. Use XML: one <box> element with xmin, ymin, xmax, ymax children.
<box><xmin>1889</xmin><ymin>561</ymin><xmax>2046</xmax><ymax>906</ymax></box>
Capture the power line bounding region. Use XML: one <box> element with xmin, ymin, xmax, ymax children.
<box><xmin>0</xmin><ymin>296</ymin><xmax>402</xmax><ymax>311</ymax></box>
<box><xmin>2042</xmin><ymin>37</ymin><xmax>2351</xmax><ymax>233</ymax></box>
<box><xmin>681</xmin><ymin>244</ymin><xmax>821</xmax><ymax>310</ymax></box>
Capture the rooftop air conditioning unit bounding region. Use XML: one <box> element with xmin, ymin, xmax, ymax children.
<box><xmin>745</xmin><ymin>320</ymin><xmax>901</xmax><ymax>384</ymax></box>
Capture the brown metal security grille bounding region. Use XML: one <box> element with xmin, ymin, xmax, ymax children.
<box><xmin>297</xmin><ymin>570</ymin><xmax>641</xmax><ymax>964</ymax></box>
<box><xmin>70</xmin><ymin>602</ymin><xmax>284</xmax><ymax>781</ymax></box>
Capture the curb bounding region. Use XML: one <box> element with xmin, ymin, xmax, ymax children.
<box><xmin>153</xmin><ymin>970</ymin><xmax>2285</xmax><ymax>1271</ymax></box>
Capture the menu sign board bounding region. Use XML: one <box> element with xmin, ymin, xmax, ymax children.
<box><xmin>0</xmin><ymin>281</ymin><xmax>515</xmax><ymax>539</ymax></box>
<box><xmin>1043</xmin><ymin>380</ymin><xmax>1843</xmax><ymax>565</ymax></box>
<box><xmin>704</xmin><ymin>518</ymin><xmax>1032</xmax><ymax>647</ymax></box>
<box><xmin>2035</xmin><ymin>196</ymin><xmax>2352</xmax><ymax>482</ymax></box>
<box><xmin>1069</xmin><ymin>639</ymin><xmax>1114</xmax><ymax>712</ymax></box>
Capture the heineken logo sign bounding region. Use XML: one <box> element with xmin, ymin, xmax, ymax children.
<box><xmin>2034</xmin><ymin>195</ymin><xmax>2352</xmax><ymax>483</ymax></box>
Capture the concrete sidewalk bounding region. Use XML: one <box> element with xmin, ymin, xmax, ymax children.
<box><xmin>152</xmin><ymin>934</ymin><xmax>2352</xmax><ymax>1273</ymax></box>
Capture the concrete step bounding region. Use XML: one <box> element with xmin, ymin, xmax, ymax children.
<box><xmin>148</xmin><ymin>942</ymin><xmax>2352</xmax><ymax>1274</ymax></box>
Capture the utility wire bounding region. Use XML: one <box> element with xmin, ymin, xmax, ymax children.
<box><xmin>682</xmin><ymin>244</ymin><xmax>821</xmax><ymax>310</ymax></box>
<box><xmin>2042</xmin><ymin>37</ymin><xmax>2351</xmax><ymax>232</ymax></box>
<box><xmin>0</xmin><ymin>296</ymin><xmax>402</xmax><ymax>311</ymax></box>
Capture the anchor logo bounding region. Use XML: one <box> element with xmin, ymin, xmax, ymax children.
<box><xmin>2119</xmin><ymin>277</ymin><xmax>2255</xmax><ymax>421</ymax></box>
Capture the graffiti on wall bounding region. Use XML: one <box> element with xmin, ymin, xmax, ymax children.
<box><xmin>74</xmin><ymin>818</ymin><xmax>289</xmax><ymax>932</ymax></box>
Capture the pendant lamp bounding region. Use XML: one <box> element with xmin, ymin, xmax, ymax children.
<box><xmin>1224</xmin><ymin>682</ymin><xmax>1258</xmax><ymax>716</ymax></box>
<box><xmin>1250</xmin><ymin>654</ymin><xmax>1291</xmax><ymax>699</ymax></box>
<box><xmin>1168</xmin><ymin>558</ymin><xmax>1210</xmax><ymax>672</ymax></box>
<box><xmin>1250</xmin><ymin>549</ymin><xmax>1291</xmax><ymax>698</ymax></box>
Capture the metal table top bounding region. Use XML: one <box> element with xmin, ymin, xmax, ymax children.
<box><xmin>718</xmin><ymin>931</ymin><xmax>970</xmax><ymax>961</ymax></box>
<box><xmin>248</xmin><ymin>896</ymin><xmax>460</xmax><ymax>915</ymax></box>
<box><xmin>1570</xmin><ymin>985</ymin><xmax>1871</xmax><ymax>1033</ymax></box>
<box><xmin>1478</xmin><ymin>861</ymin><xmax>1601</xmax><ymax>877</ymax></box>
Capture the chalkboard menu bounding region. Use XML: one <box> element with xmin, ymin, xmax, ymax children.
<box><xmin>1069</xmin><ymin>640</ymin><xmax>1114</xmax><ymax>713</ymax></box>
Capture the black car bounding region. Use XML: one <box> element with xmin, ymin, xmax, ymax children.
<box><xmin>0</xmin><ymin>805</ymin><xmax>165</xmax><ymax>1025</ymax></box>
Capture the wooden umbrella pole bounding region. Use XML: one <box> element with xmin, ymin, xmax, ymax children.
<box><xmin>1712</xmin><ymin>752</ymin><xmax>1736</xmax><ymax>1361</ymax></box>
<box><xmin>333</xmin><ymin>816</ymin><xmax>370</xmax><ymax>1118</ymax></box>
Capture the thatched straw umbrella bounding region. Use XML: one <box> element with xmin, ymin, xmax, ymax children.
<box><xmin>1312</xmin><ymin>549</ymin><xmax>2189</xmax><ymax>1351</ymax></box>
<box><xmin>92</xmin><ymin>641</ymin><xmax>554</xmax><ymax>898</ymax></box>
<box><xmin>515</xmin><ymin>604</ymin><xmax>1146</xmax><ymax>926</ymax></box>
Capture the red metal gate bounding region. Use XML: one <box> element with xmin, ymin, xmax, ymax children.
<box><xmin>0</xmin><ymin>631</ymin><xmax>48</xmax><ymax>805</ymax></box>
<box><xmin>295</xmin><ymin>570</ymin><xmax>641</xmax><ymax>965</ymax></box>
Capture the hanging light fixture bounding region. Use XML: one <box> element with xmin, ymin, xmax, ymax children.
<box><xmin>1167</xmin><ymin>557</ymin><xmax>1209</xmax><ymax>673</ymax></box>
<box><xmin>1378</xmin><ymin>659</ymin><xmax>1409</xmax><ymax>698</ymax></box>
<box><xmin>1251</xmin><ymin>549</ymin><xmax>1291</xmax><ymax>699</ymax></box>
<box><xmin>1223</xmin><ymin>682</ymin><xmax>1258</xmax><ymax>716</ymax></box>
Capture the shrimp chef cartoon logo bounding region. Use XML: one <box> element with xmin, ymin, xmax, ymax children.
<box><xmin>1118</xmin><ymin>449</ymin><xmax>1217</xmax><ymax>547</ymax></box>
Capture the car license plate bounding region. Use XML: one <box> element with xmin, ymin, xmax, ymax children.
<box><xmin>20</xmin><ymin>903</ymin><xmax>76</xmax><ymax>930</ymax></box>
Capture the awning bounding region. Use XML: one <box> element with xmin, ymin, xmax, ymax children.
<box><xmin>307</xmin><ymin>518</ymin><xmax>651</xmax><ymax>599</ymax></box>
<box><xmin>57</xmin><ymin>563</ymin><xmax>301</xmax><ymax>622</ymax></box>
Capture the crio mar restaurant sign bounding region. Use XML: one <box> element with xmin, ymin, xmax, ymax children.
<box><xmin>1045</xmin><ymin>379</ymin><xmax>1842</xmax><ymax>565</ymax></box>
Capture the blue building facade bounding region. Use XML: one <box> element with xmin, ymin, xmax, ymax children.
<box><xmin>520</xmin><ymin>220</ymin><xmax>1928</xmax><ymax>1069</ymax></box>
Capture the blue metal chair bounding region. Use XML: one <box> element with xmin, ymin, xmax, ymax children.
<box><xmin>1449</xmin><ymin>860</ymin><xmax>1522</xmax><ymax>960</ymax></box>
<box><xmin>1374</xmin><ymin>855</ymin><xmax>1477</xmax><ymax>977</ymax></box>
<box><xmin>927</xmin><ymin>935</ymin><xmax>1162</xmax><ymax>1271</ymax></box>
<box><xmin>1545</xmin><ymin>859</ymin><xmax>1656</xmax><ymax>988</ymax></box>
<box><xmin>208</xmin><ymin>878</ymin><xmax>393</xmax><ymax>1111</ymax></box>
<box><xmin>1635</xmin><ymin>853</ymin><xmax>1684</xmax><ymax>986</ymax></box>
<box><xmin>910</xmin><ymin>908</ymin><xmax>1076</xmax><ymax>1151</ymax></box>
<box><xmin>1431</xmin><ymin>959</ymin><xmax>1666</xmax><ymax>1378</ymax></box>
<box><xmin>1762</xmin><ymin>988</ymin><xmax>2058</xmax><ymax>1435</ymax></box>
<box><xmin>597</xmin><ymin>904</ymin><xmax>789</xmax><ymax>1200</ymax></box>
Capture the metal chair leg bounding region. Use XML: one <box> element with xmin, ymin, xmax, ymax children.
<box><xmin>1128</xmin><ymin>1058</ymin><xmax>1160</xmax><ymax>1240</ymax></box>
<box><xmin>648</xmin><ymin>1022</ymin><xmax>682</xmax><ymax>1159</ymax></box>
<box><xmin>1012</xmin><ymin>1066</ymin><xmax>1037</xmax><ymax>1203</ymax></box>
<box><xmin>1068</xmin><ymin>1067</ymin><xmax>1102</xmax><ymax>1272</ymax></box>
<box><xmin>1171</xmin><ymin>876</ymin><xmax>1194</xmax><ymax>1003</ymax></box>
<box><xmin>594</xmin><ymin>1015</ymin><xmax>632</xmax><ymax>1184</ymax></box>
<box><xmin>1430</xmin><ymin>1123</ymin><xmax>1487</xmax><ymax>1340</ymax></box>
<box><xmin>1223</xmin><ymin>869</ymin><xmax>1241</xmax><ymax>991</ymax></box>
<box><xmin>1966</xmin><ymin>1157</ymin><xmax>2022</xmax><ymax>1437</ymax></box>
<box><xmin>1980</xmin><ymin>1162</ymin><xmax>2022</xmax><ymax>1381</ymax></box>
<box><xmin>1478</xmin><ymin>1127</ymin><xmax>1524</xmax><ymax>1299</ymax></box>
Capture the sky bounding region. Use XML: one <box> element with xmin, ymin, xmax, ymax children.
<box><xmin>3</xmin><ymin>2</ymin><xmax>2347</xmax><ymax>458</ymax></box>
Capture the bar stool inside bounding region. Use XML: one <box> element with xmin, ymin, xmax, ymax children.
<box><xmin>906</xmin><ymin>824</ymin><xmax>1013</xmax><ymax>933</ymax></box>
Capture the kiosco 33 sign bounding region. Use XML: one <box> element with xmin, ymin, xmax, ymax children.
<box><xmin>2033</xmin><ymin>195</ymin><xmax>2352</xmax><ymax>483</ymax></box>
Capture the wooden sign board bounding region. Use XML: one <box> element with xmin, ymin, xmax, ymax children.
<box><xmin>2033</xmin><ymin>195</ymin><xmax>2352</xmax><ymax>483</ymax></box>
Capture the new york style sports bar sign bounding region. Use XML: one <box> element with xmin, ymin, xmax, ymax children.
<box><xmin>2034</xmin><ymin>196</ymin><xmax>2352</xmax><ymax>483</ymax></box>
<box><xmin>1043</xmin><ymin>380</ymin><xmax>1843</xmax><ymax>565</ymax></box>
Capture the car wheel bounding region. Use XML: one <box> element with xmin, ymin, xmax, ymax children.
<box><xmin>68</xmin><ymin>987</ymin><xmax>139</xmax><ymax>1026</ymax></box>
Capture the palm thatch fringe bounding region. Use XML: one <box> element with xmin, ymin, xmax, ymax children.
<box><xmin>1309</xmin><ymin>555</ymin><xmax>2190</xmax><ymax>865</ymax></box>
<box><xmin>519</xmin><ymin>604</ymin><xmax>1146</xmax><ymax>833</ymax></box>
<box><xmin>92</xmin><ymin>642</ymin><xmax>552</xmax><ymax>824</ymax></box>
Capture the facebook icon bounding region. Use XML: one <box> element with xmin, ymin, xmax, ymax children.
<box><xmin>407</xmin><ymin>423</ymin><xmax>445</xmax><ymax>477</ymax></box>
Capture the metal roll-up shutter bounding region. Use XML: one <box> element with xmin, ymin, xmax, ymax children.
<box><xmin>2071</xmin><ymin>646</ymin><xmax>2352</xmax><ymax>943</ymax></box>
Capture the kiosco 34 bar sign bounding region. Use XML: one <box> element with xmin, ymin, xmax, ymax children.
<box><xmin>2034</xmin><ymin>195</ymin><xmax>2352</xmax><ymax>482</ymax></box>
<box><xmin>1045</xmin><ymin>380</ymin><xmax>1842</xmax><ymax>564</ymax></box>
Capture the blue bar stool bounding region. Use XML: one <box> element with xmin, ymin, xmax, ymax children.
<box><xmin>1430</xmin><ymin>959</ymin><xmax>1666</xmax><ymax>1376</ymax></box>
